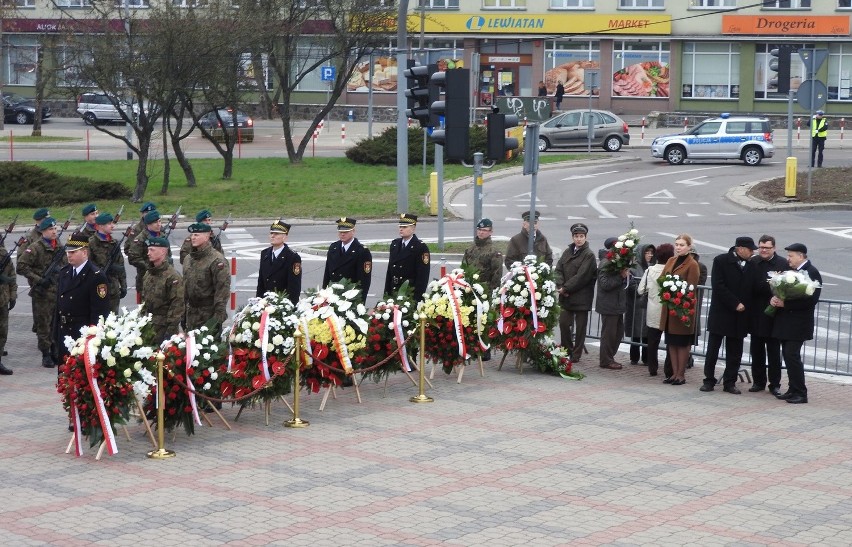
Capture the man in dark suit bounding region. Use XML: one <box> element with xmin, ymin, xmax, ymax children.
<box><xmin>748</xmin><ymin>235</ymin><xmax>789</xmax><ymax>395</ymax></box>
<box><xmin>771</xmin><ymin>243</ymin><xmax>821</xmax><ymax>405</ymax></box>
<box><xmin>699</xmin><ymin>236</ymin><xmax>756</xmax><ymax>395</ymax></box>
<box><xmin>54</xmin><ymin>232</ymin><xmax>111</xmax><ymax>368</ymax></box>
<box><xmin>257</xmin><ymin>219</ymin><xmax>302</xmax><ymax>305</ymax></box>
<box><xmin>322</xmin><ymin>217</ymin><xmax>372</xmax><ymax>304</ymax></box>
<box><xmin>384</xmin><ymin>213</ymin><xmax>430</xmax><ymax>299</ymax></box>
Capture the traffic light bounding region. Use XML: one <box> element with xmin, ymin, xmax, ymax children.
<box><xmin>429</xmin><ymin>68</ymin><xmax>470</xmax><ymax>161</ymax></box>
<box><xmin>769</xmin><ymin>45</ymin><xmax>793</xmax><ymax>94</ymax></box>
<box><xmin>404</xmin><ymin>64</ymin><xmax>437</xmax><ymax>127</ymax></box>
<box><xmin>486</xmin><ymin>112</ymin><xmax>520</xmax><ymax>161</ymax></box>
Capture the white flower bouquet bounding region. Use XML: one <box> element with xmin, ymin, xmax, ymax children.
<box><xmin>764</xmin><ymin>270</ymin><xmax>821</xmax><ymax>316</ymax></box>
<box><xmin>602</xmin><ymin>227</ymin><xmax>640</xmax><ymax>273</ymax></box>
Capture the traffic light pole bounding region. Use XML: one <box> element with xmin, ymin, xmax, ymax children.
<box><xmin>396</xmin><ymin>0</ymin><xmax>409</xmax><ymax>214</ymax></box>
<box><xmin>436</xmin><ymin>144</ymin><xmax>444</xmax><ymax>251</ymax></box>
<box><xmin>472</xmin><ymin>152</ymin><xmax>483</xmax><ymax>238</ymax></box>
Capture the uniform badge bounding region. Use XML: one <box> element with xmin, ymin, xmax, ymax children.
<box><xmin>216</xmin><ymin>261</ymin><xmax>225</xmax><ymax>269</ymax></box>
<box><xmin>364</xmin><ymin>261</ymin><xmax>372</xmax><ymax>274</ymax></box>
<box><xmin>422</xmin><ymin>253</ymin><xmax>430</xmax><ymax>265</ymax></box>
<box><xmin>97</xmin><ymin>284</ymin><xmax>108</xmax><ymax>299</ymax></box>
<box><xmin>293</xmin><ymin>262</ymin><xmax>301</xmax><ymax>275</ymax></box>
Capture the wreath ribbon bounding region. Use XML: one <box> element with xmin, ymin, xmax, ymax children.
<box><xmin>392</xmin><ymin>305</ymin><xmax>412</xmax><ymax>372</ymax></box>
<box><xmin>523</xmin><ymin>265</ymin><xmax>540</xmax><ymax>332</ymax></box>
<box><xmin>326</xmin><ymin>314</ymin><xmax>353</xmax><ymax>374</ymax></box>
<box><xmin>438</xmin><ymin>273</ymin><xmax>489</xmax><ymax>358</ymax></box>
<box><xmin>83</xmin><ymin>335</ymin><xmax>118</xmax><ymax>456</ymax></box>
<box><xmin>259</xmin><ymin>309</ymin><xmax>271</xmax><ymax>381</ymax></box>
<box><xmin>184</xmin><ymin>333</ymin><xmax>203</xmax><ymax>427</ymax></box>
<box><xmin>71</xmin><ymin>405</ymin><xmax>84</xmax><ymax>457</ymax></box>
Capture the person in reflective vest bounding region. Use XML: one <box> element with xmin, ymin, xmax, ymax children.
<box><xmin>809</xmin><ymin>110</ymin><xmax>828</xmax><ymax>168</ymax></box>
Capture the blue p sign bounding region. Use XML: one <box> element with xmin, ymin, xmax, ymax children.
<box><xmin>321</xmin><ymin>66</ymin><xmax>336</xmax><ymax>82</ymax></box>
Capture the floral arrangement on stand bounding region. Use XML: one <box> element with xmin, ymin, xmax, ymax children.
<box><xmin>297</xmin><ymin>281</ymin><xmax>369</xmax><ymax>392</ymax></box>
<box><xmin>658</xmin><ymin>274</ymin><xmax>697</xmax><ymax>328</ymax></box>
<box><xmin>764</xmin><ymin>270</ymin><xmax>821</xmax><ymax>316</ymax></box>
<box><xmin>601</xmin><ymin>226</ymin><xmax>641</xmax><ymax>273</ymax></box>
<box><xmin>355</xmin><ymin>284</ymin><xmax>420</xmax><ymax>384</ymax></box>
<box><xmin>150</xmin><ymin>327</ymin><xmax>227</xmax><ymax>436</ymax></box>
<box><xmin>420</xmin><ymin>267</ymin><xmax>491</xmax><ymax>374</ymax></box>
<box><xmin>491</xmin><ymin>256</ymin><xmax>560</xmax><ymax>372</ymax></box>
<box><xmin>57</xmin><ymin>307</ymin><xmax>157</xmax><ymax>456</ymax></box>
<box><xmin>224</xmin><ymin>291</ymin><xmax>300</xmax><ymax>404</ymax></box>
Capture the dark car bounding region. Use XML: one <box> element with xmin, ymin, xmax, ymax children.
<box><xmin>537</xmin><ymin>109</ymin><xmax>630</xmax><ymax>152</ymax></box>
<box><xmin>3</xmin><ymin>93</ymin><xmax>51</xmax><ymax>125</ymax></box>
<box><xmin>197</xmin><ymin>108</ymin><xmax>254</xmax><ymax>143</ymax></box>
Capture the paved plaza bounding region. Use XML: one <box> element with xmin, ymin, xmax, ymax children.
<box><xmin>2</xmin><ymin>316</ymin><xmax>852</xmax><ymax>546</ymax></box>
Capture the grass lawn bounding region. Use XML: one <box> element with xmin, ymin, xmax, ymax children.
<box><xmin>5</xmin><ymin>153</ymin><xmax>588</xmax><ymax>221</ymax></box>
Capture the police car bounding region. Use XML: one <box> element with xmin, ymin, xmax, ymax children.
<box><xmin>651</xmin><ymin>114</ymin><xmax>774</xmax><ymax>166</ymax></box>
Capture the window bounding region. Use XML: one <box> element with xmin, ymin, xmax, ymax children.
<box><xmin>682</xmin><ymin>42</ymin><xmax>740</xmax><ymax>99</ymax></box>
<box><xmin>828</xmin><ymin>43</ymin><xmax>852</xmax><ymax>101</ymax></box>
<box><xmin>612</xmin><ymin>41</ymin><xmax>669</xmax><ymax>97</ymax></box>
<box><xmin>172</xmin><ymin>0</ymin><xmax>207</xmax><ymax>6</ymax></box>
<box><xmin>55</xmin><ymin>0</ymin><xmax>92</xmax><ymax>6</ymax></box>
<box><xmin>543</xmin><ymin>41</ymin><xmax>600</xmax><ymax>96</ymax></box>
<box><xmin>691</xmin><ymin>0</ymin><xmax>735</xmax><ymax>7</ymax></box>
<box><xmin>483</xmin><ymin>0</ymin><xmax>526</xmax><ymax>8</ymax></box>
<box><xmin>15</xmin><ymin>0</ymin><xmax>36</xmax><ymax>7</ymax></box>
<box><xmin>693</xmin><ymin>121</ymin><xmax>722</xmax><ymax>135</ymax></box>
<box><xmin>116</xmin><ymin>0</ymin><xmax>149</xmax><ymax>6</ymax></box>
<box><xmin>754</xmin><ymin>42</ymin><xmax>808</xmax><ymax>99</ymax></box>
<box><xmin>550</xmin><ymin>0</ymin><xmax>594</xmax><ymax>8</ymax></box>
<box><xmin>840</xmin><ymin>0</ymin><xmax>851</xmax><ymax>8</ymax></box>
<box><xmin>416</xmin><ymin>0</ymin><xmax>459</xmax><ymax>8</ymax></box>
<box><xmin>619</xmin><ymin>0</ymin><xmax>663</xmax><ymax>8</ymax></box>
<box><xmin>762</xmin><ymin>0</ymin><xmax>810</xmax><ymax>8</ymax></box>
<box><xmin>5</xmin><ymin>44</ymin><xmax>38</xmax><ymax>86</ymax></box>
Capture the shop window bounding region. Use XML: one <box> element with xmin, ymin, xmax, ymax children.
<box><xmin>612</xmin><ymin>41</ymin><xmax>670</xmax><ymax>97</ymax></box>
<box><xmin>543</xmin><ymin>41</ymin><xmax>600</xmax><ymax>96</ymax></box>
<box><xmin>827</xmin><ymin>43</ymin><xmax>852</xmax><ymax>101</ymax></box>
<box><xmin>618</xmin><ymin>0</ymin><xmax>663</xmax><ymax>8</ymax></box>
<box><xmin>682</xmin><ymin>42</ymin><xmax>740</xmax><ymax>99</ymax></box>
<box><xmin>550</xmin><ymin>0</ymin><xmax>594</xmax><ymax>8</ymax></box>
<box><xmin>483</xmin><ymin>0</ymin><xmax>527</xmax><ymax>8</ymax></box>
<box><xmin>690</xmin><ymin>0</ymin><xmax>735</xmax><ymax>7</ymax></box>
<box><xmin>762</xmin><ymin>0</ymin><xmax>811</xmax><ymax>8</ymax></box>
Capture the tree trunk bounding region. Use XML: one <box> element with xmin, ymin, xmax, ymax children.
<box><xmin>160</xmin><ymin>116</ymin><xmax>170</xmax><ymax>195</ymax></box>
<box><xmin>132</xmin><ymin>137</ymin><xmax>151</xmax><ymax>201</ymax></box>
<box><xmin>168</xmin><ymin>101</ymin><xmax>196</xmax><ymax>187</ymax></box>
<box><xmin>222</xmin><ymin>153</ymin><xmax>233</xmax><ymax>180</ymax></box>
<box><xmin>31</xmin><ymin>47</ymin><xmax>45</xmax><ymax>137</ymax></box>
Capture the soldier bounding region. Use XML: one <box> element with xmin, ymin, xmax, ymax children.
<box><xmin>126</xmin><ymin>210</ymin><xmax>163</xmax><ymax>298</ymax></box>
<box><xmin>124</xmin><ymin>202</ymin><xmax>157</xmax><ymax>256</ymax></box>
<box><xmin>179</xmin><ymin>209</ymin><xmax>223</xmax><ymax>265</ymax></box>
<box><xmin>461</xmin><ymin>218</ymin><xmax>503</xmax><ymax>292</ymax></box>
<box><xmin>22</xmin><ymin>207</ymin><xmax>51</xmax><ymax>251</ymax></box>
<box><xmin>80</xmin><ymin>203</ymin><xmax>98</xmax><ymax>238</ymax></box>
<box><xmin>142</xmin><ymin>236</ymin><xmax>184</xmax><ymax>344</ymax></box>
<box><xmin>257</xmin><ymin>219</ymin><xmax>302</xmax><ymax>305</ymax></box>
<box><xmin>384</xmin><ymin>213</ymin><xmax>430</xmax><ymax>299</ymax></box>
<box><xmin>322</xmin><ymin>217</ymin><xmax>372</xmax><ymax>303</ymax></box>
<box><xmin>0</xmin><ymin>242</ymin><xmax>16</xmax><ymax>375</ymax></box>
<box><xmin>88</xmin><ymin>212</ymin><xmax>128</xmax><ymax>313</ymax></box>
<box><xmin>183</xmin><ymin>223</ymin><xmax>230</xmax><ymax>332</ymax></box>
<box><xmin>55</xmin><ymin>233</ymin><xmax>111</xmax><ymax>368</ymax></box>
<box><xmin>505</xmin><ymin>210</ymin><xmax>553</xmax><ymax>270</ymax></box>
<box><xmin>16</xmin><ymin>217</ymin><xmax>68</xmax><ymax>367</ymax></box>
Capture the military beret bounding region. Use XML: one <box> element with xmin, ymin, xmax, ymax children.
<box><xmin>604</xmin><ymin>237</ymin><xmax>618</xmax><ymax>250</ymax></box>
<box><xmin>336</xmin><ymin>217</ymin><xmax>356</xmax><ymax>232</ymax></box>
<box><xmin>146</xmin><ymin>236</ymin><xmax>170</xmax><ymax>248</ymax></box>
<box><xmin>95</xmin><ymin>212</ymin><xmax>114</xmax><ymax>225</ymax></box>
<box><xmin>38</xmin><ymin>217</ymin><xmax>57</xmax><ymax>231</ymax></box>
<box><xmin>270</xmin><ymin>219</ymin><xmax>291</xmax><ymax>234</ymax></box>
<box><xmin>33</xmin><ymin>208</ymin><xmax>50</xmax><ymax>221</ymax></box>
<box><xmin>785</xmin><ymin>242</ymin><xmax>808</xmax><ymax>255</ymax></box>
<box><xmin>66</xmin><ymin>232</ymin><xmax>89</xmax><ymax>250</ymax></box>
<box><xmin>187</xmin><ymin>222</ymin><xmax>212</xmax><ymax>233</ymax></box>
<box><xmin>398</xmin><ymin>213</ymin><xmax>418</xmax><ymax>226</ymax></box>
<box><xmin>139</xmin><ymin>202</ymin><xmax>157</xmax><ymax>213</ymax></box>
<box><xmin>143</xmin><ymin>210</ymin><xmax>161</xmax><ymax>225</ymax></box>
<box><xmin>195</xmin><ymin>209</ymin><xmax>212</xmax><ymax>223</ymax></box>
<box><xmin>521</xmin><ymin>210</ymin><xmax>540</xmax><ymax>221</ymax></box>
<box><xmin>570</xmin><ymin>223</ymin><xmax>588</xmax><ymax>235</ymax></box>
<box><xmin>476</xmin><ymin>218</ymin><xmax>493</xmax><ymax>229</ymax></box>
<box><xmin>82</xmin><ymin>203</ymin><xmax>98</xmax><ymax>216</ymax></box>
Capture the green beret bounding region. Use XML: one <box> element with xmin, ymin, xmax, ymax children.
<box><xmin>33</xmin><ymin>208</ymin><xmax>50</xmax><ymax>221</ymax></box>
<box><xmin>143</xmin><ymin>210</ymin><xmax>161</xmax><ymax>225</ymax></box>
<box><xmin>195</xmin><ymin>209</ymin><xmax>212</xmax><ymax>223</ymax></box>
<box><xmin>38</xmin><ymin>217</ymin><xmax>57</xmax><ymax>231</ymax></box>
<box><xmin>95</xmin><ymin>212</ymin><xmax>114</xmax><ymax>225</ymax></box>
<box><xmin>188</xmin><ymin>222</ymin><xmax>212</xmax><ymax>233</ymax></box>
<box><xmin>146</xmin><ymin>236</ymin><xmax>170</xmax><ymax>248</ymax></box>
<box><xmin>476</xmin><ymin>218</ymin><xmax>493</xmax><ymax>229</ymax></box>
<box><xmin>82</xmin><ymin>203</ymin><xmax>97</xmax><ymax>216</ymax></box>
<box><xmin>139</xmin><ymin>202</ymin><xmax>157</xmax><ymax>213</ymax></box>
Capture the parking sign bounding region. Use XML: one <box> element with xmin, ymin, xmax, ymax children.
<box><xmin>321</xmin><ymin>66</ymin><xmax>336</xmax><ymax>82</ymax></box>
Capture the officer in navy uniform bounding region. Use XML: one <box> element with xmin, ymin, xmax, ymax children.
<box><xmin>322</xmin><ymin>217</ymin><xmax>372</xmax><ymax>304</ymax></box>
<box><xmin>54</xmin><ymin>232</ymin><xmax>111</xmax><ymax>369</ymax></box>
<box><xmin>384</xmin><ymin>213</ymin><xmax>431</xmax><ymax>299</ymax></box>
<box><xmin>257</xmin><ymin>219</ymin><xmax>302</xmax><ymax>305</ymax></box>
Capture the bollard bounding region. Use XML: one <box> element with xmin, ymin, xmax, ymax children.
<box><xmin>86</xmin><ymin>130</ymin><xmax>91</xmax><ymax>161</ymax></box>
<box><xmin>641</xmin><ymin>117</ymin><xmax>646</xmax><ymax>143</ymax></box>
<box><xmin>841</xmin><ymin>118</ymin><xmax>846</xmax><ymax>143</ymax></box>
<box><xmin>440</xmin><ymin>257</ymin><xmax>447</xmax><ymax>278</ymax></box>
<box><xmin>429</xmin><ymin>172</ymin><xmax>438</xmax><ymax>216</ymax></box>
<box><xmin>230</xmin><ymin>251</ymin><xmax>237</xmax><ymax>311</ymax></box>
<box><xmin>410</xmin><ymin>316</ymin><xmax>434</xmax><ymax>403</ymax></box>
<box><xmin>523</xmin><ymin>116</ymin><xmax>527</xmax><ymax>127</ymax></box>
<box><xmin>147</xmin><ymin>352</ymin><xmax>176</xmax><ymax>459</ymax></box>
<box><xmin>796</xmin><ymin>118</ymin><xmax>801</xmax><ymax>144</ymax></box>
<box><xmin>285</xmin><ymin>330</ymin><xmax>309</xmax><ymax>427</ymax></box>
<box><xmin>785</xmin><ymin>156</ymin><xmax>798</xmax><ymax>198</ymax></box>
<box><xmin>318</xmin><ymin>118</ymin><xmax>325</xmax><ymax>134</ymax></box>
<box><xmin>683</xmin><ymin>117</ymin><xmax>688</xmax><ymax>132</ymax></box>
<box><xmin>341</xmin><ymin>123</ymin><xmax>346</xmax><ymax>145</ymax></box>
<box><xmin>312</xmin><ymin>129</ymin><xmax>317</xmax><ymax>157</ymax></box>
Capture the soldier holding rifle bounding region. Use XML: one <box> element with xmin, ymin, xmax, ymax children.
<box><xmin>88</xmin><ymin>211</ymin><xmax>129</xmax><ymax>313</ymax></box>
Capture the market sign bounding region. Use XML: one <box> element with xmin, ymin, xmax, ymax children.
<box><xmin>721</xmin><ymin>15</ymin><xmax>849</xmax><ymax>36</ymax></box>
<box><xmin>408</xmin><ymin>14</ymin><xmax>671</xmax><ymax>35</ymax></box>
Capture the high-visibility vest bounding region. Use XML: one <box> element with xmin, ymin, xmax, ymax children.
<box><xmin>812</xmin><ymin>117</ymin><xmax>828</xmax><ymax>138</ymax></box>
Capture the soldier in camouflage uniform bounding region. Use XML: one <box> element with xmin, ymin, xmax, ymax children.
<box><xmin>126</xmin><ymin>210</ymin><xmax>163</xmax><ymax>298</ymax></box>
<box><xmin>88</xmin><ymin>212</ymin><xmax>128</xmax><ymax>313</ymax></box>
<box><xmin>124</xmin><ymin>202</ymin><xmax>156</xmax><ymax>257</ymax></box>
<box><xmin>0</xmin><ymin>242</ymin><xmax>17</xmax><ymax>374</ymax></box>
<box><xmin>142</xmin><ymin>237</ymin><xmax>184</xmax><ymax>344</ymax></box>
<box><xmin>16</xmin><ymin>217</ymin><xmax>68</xmax><ymax>367</ymax></box>
<box><xmin>20</xmin><ymin>207</ymin><xmax>50</xmax><ymax>335</ymax></box>
<box><xmin>179</xmin><ymin>209</ymin><xmax>222</xmax><ymax>265</ymax></box>
<box><xmin>182</xmin><ymin>223</ymin><xmax>229</xmax><ymax>332</ymax></box>
<box><xmin>505</xmin><ymin>210</ymin><xmax>553</xmax><ymax>270</ymax></box>
<box><xmin>80</xmin><ymin>203</ymin><xmax>98</xmax><ymax>238</ymax></box>
<box><xmin>462</xmin><ymin>218</ymin><xmax>503</xmax><ymax>292</ymax></box>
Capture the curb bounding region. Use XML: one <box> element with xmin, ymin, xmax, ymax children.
<box><xmin>725</xmin><ymin>180</ymin><xmax>852</xmax><ymax>212</ymax></box>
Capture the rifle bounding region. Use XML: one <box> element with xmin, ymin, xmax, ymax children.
<box><xmin>162</xmin><ymin>205</ymin><xmax>182</xmax><ymax>240</ymax></box>
<box><xmin>212</xmin><ymin>212</ymin><xmax>232</xmax><ymax>247</ymax></box>
<box><xmin>58</xmin><ymin>213</ymin><xmax>73</xmax><ymax>239</ymax></box>
<box><xmin>0</xmin><ymin>215</ymin><xmax>18</xmax><ymax>246</ymax></box>
<box><xmin>113</xmin><ymin>204</ymin><xmax>125</xmax><ymax>224</ymax></box>
<box><xmin>0</xmin><ymin>236</ymin><xmax>26</xmax><ymax>274</ymax></box>
<box><xmin>103</xmin><ymin>225</ymin><xmax>133</xmax><ymax>274</ymax></box>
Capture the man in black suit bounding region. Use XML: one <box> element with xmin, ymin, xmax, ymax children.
<box><xmin>748</xmin><ymin>235</ymin><xmax>789</xmax><ymax>395</ymax></box>
<box><xmin>256</xmin><ymin>220</ymin><xmax>302</xmax><ymax>305</ymax></box>
<box><xmin>322</xmin><ymin>217</ymin><xmax>372</xmax><ymax>304</ymax></box>
<box><xmin>384</xmin><ymin>213</ymin><xmax>430</xmax><ymax>299</ymax></box>
<box><xmin>54</xmin><ymin>232</ymin><xmax>111</xmax><ymax>368</ymax></box>
<box><xmin>771</xmin><ymin>243</ymin><xmax>821</xmax><ymax>405</ymax></box>
<box><xmin>699</xmin><ymin>236</ymin><xmax>756</xmax><ymax>394</ymax></box>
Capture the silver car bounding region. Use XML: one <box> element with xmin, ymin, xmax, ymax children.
<box><xmin>651</xmin><ymin>115</ymin><xmax>774</xmax><ymax>166</ymax></box>
<box><xmin>537</xmin><ymin>109</ymin><xmax>631</xmax><ymax>152</ymax></box>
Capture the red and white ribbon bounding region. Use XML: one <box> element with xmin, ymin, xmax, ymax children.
<box><xmin>259</xmin><ymin>309</ymin><xmax>271</xmax><ymax>381</ymax></box>
<box><xmin>437</xmin><ymin>273</ymin><xmax>489</xmax><ymax>358</ymax></box>
<box><xmin>497</xmin><ymin>264</ymin><xmax>539</xmax><ymax>333</ymax></box>
<box><xmin>392</xmin><ymin>305</ymin><xmax>412</xmax><ymax>372</ymax></box>
<box><xmin>71</xmin><ymin>404</ymin><xmax>84</xmax><ymax>457</ymax></box>
<box><xmin>300</xmin><ymin>317</ymin><xmax>313</xmax><ymax>367</ymax></box>
<box><xmin>522</xmin><ymin>265</ymin><xmax>540</xmax><ymax>332</ymax></box>
<box><xmin>184</xmin><ymin>333</ymin><xmax>202</xmax><ymax>427</ymax></box>
<box><xmin>226</xmin><ymin>321</ymin><xmax>239</xmax><ymax>373</ymax></box>
<box><xmin>83</xmin><ymin>335</ymin><xmax>118</xmax><ymax>456</ymax></box>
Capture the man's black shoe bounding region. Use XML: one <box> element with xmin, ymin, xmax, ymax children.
<box><xmin>786</xmin><ymin>395</ymin><xmax>808</xmax><ymax>404</ymax></box>
<box><xmin>699</xmin><ymin>384</ymin><xmax>714</xmax><ymax>392</ymax></box>
<box><xmin>748</xmin><ymin>385</ymin><xmax>765</xmax><ymax>393</ymax></box>
<box><xmin>1</xmin><ymin>350</ymin><xmax>6</xmax><ymax>356</ymax></box>
<box><xmin>776</xmin><ymin>391</ymin><xmax>794</xmax><ymax>400</ymax></box>
<box><xmin>41</xmin><ymin>354</ymin><xmax>55</xmax><ymax>368</ymax></box>
<box><xmin>768</xmin><ymin>387</ymin><xmax>781</xmax><ymax>397</ymax></box>
<box><xmin>482</xmin><ymin>350</ymin><xmax>491</xmax><ymax>362</ymax></box>
<box><xmin>0</xmin><ymin>363</ymin><xmax>12</xmax><ymax>375</ymax></box>
<box><xmin>723</xmin><ymin>386</ymin><xmax>741</xmax><ymax>395</ymax></box>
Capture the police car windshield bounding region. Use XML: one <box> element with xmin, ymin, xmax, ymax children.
<box><xmin>689</xmin><ymin>121</ymin><xmax>722</xmax><ymax>136</ymax></box>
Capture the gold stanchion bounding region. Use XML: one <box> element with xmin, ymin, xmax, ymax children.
<box><xmin>410</xmin><ymin>316</ymin><xmax>434</xmax><ymax>403</ymax></box>
<box><xmin>147</xmin><ymin>351</ymin><xmax>176</xmax><ymax>459</ymax></box>
<box><xmin>285</xmin><ymin>329</ymin><xmax>309</xmax><ymax>428</ymax></box>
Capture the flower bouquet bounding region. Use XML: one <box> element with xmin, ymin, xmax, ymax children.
<box><xmin>491</xmin><ymin>255</ymin><xmax>559</xmax><ymax>367</ymax></box>
<box><xmin>355</xmin><ymin>285</ymin><xmax>420</xmax><ymax>385</ymax></box>
<box><xmin>297</xmin><ymin>281</ymin><xmax>369</xmax><ymax>393</ymax></box>
<box><xmin>224</xmin><ymin>291</ymin><xmax>300</xmax><ymax>405</ymax></box>
<box><xmin>150</xmin><ymin>328</ymin><xmax>227</xmax><ymax>436</ymax></box>
<box><xmin>550</xmin><ymin>344</ymin><xmax>586</xmax><ymax>380</ymax></box>
<box><xmin>420</xmin><ymin>268</ymin><xmax>491</xmax><ymax>374</ymax></box>
<box><xmin>57</xmin><ymin>307</ymin><xmax>158</xmax><ymax>456</ymax></box>
<box><xmin>764</xmin><ymin>270</ymin><xmax>821</xmax><ymax>316</ymax></box>
<box><xmin>602</xmin><ymin>227</ymin><xmax>640</xmax><ymax>273</ymax></box>
<box><xmin>658</xmin><ymin>274</ymin><xmax>696</xmax><ymax>328</ymax></box>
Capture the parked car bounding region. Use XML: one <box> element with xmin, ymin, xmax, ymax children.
<box><xmin>76</xmin><ymin>92</ymin><xmax>138</xmax><ymax>125</ymax></box>
<box><xmin>3</xmin><ymin>93</ymin><xmax>51</xmax><ymax>125</ymax></box>
<box><xmin>537</xmin><ymin>109</ymin><xmax>630</xmax><ymax>152</ymax></box>
<box><xmin>197</xmin><ymin>108</ymin><xmax>254</xmax><ymax>143</ymax></box>
<box><xmin>651</xmin><ymin>114</ymin><xmax>774</xmax><ymax>166</ymax></box>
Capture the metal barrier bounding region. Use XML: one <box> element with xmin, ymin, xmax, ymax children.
<box><xmin>584</xmin><ymin>285</ymin><xmax>852</xmax><ymax>376</ymax></box>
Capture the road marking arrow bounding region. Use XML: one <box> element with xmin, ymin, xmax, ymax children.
<box><xmin>643</xmin><ymin>189</ymin><xmax>676</xmax><ymax>200</ymax></box>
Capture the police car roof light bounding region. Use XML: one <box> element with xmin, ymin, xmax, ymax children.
<box><xmin>720</xmin><ymin>113</ymin><xmax>730</xmax><ymax>119</ymax></box>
